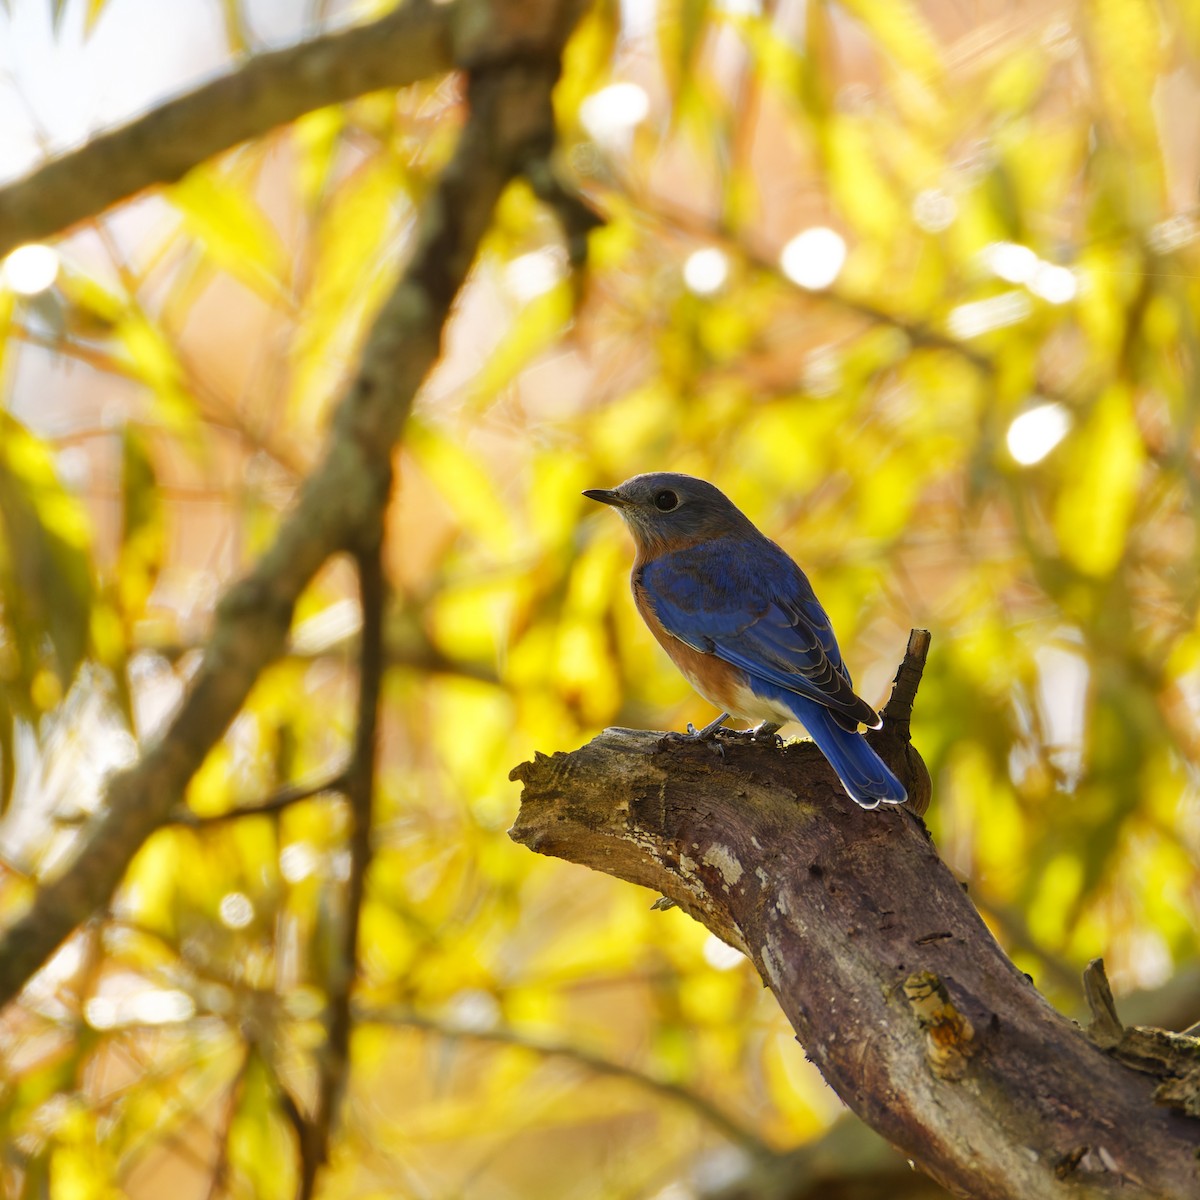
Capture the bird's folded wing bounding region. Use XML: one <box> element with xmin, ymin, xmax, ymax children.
<box><xmin>641</xmin><ymin>547</ymin><xmax>878</xmax><ymax>729</ymax></box>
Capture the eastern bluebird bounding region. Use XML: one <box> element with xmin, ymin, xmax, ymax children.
<box><xmin>584</xmin><ymin>472</ymin><xmax>906</xmax><ymax>809</ymax></box>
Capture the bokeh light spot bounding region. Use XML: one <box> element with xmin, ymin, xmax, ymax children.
<box><xmin>780</xmin><ymin>227</ymin><xmax>846</xmax><ymax>290</ymax></box>
<box><xmin>3</xmin><ymin>243</ymin><xmax>59</xmax><ymax>295</ymax></box>
<box><xmin>1007</xmin><ymin>402</ymin><xmax>1071</xmax><ymax>465</ymax></box>
<box><xmin>219</xmin><ymin>892</ymin><xmax>254</xmax><ymax>929</ymax></box>
<box><xmin>683</xmin><ymin>247</ymin><xmax>729</xmax><ymax>295</ymax></box>
<box><xmin>580</xmin><ymin>82</ymin><xmax>650</xmax><ymax>141</ymax></box>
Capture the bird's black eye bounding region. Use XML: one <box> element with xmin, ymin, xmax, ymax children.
<box><xmin>653</xmin><ymin>489</ymin><xmax>679</xmax><ymax>512</ymax></box>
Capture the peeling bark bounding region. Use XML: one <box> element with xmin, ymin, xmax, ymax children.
<box><xmin>509</xmin><ymin>635</ymin><xmax>1199</xmax><ymax>1199</ymax></box>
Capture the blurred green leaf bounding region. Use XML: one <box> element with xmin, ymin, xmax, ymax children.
<box><xmin>836</xmin><ymin>0</ymin><xmax>942</xmax><ymax>83</ymax></box>
<box><xmin>3</xmin><ymin>2</ymin><xmax>1200</xmax><ymax>1195</ymax></box>
<box><xmin>0</xmin><ymin>412</ymin><xmax>95</xmax><ymax>696</ymax></box>
<box><xmin>293</xmin><ymin>106</ymin><xmax>346</xmax><ymax>209</ymax></box>
<box><xmin>228</xmin><ymin>1052</ymin><xmax>297</xmax><ymax>1199</ymax></box>
<box><xmin>115</xmin><ymin>311</ymin><xmax>204</xmax><ymax>442</ymax></box>
<box><xmin>0</xmin><ymin>286</ymin><xmax>13</xmax><ymax>381</ymax></box>
<box><xmin>289</xmin><ymin>153</ymin><xmax>401</xmax><ymax>428</ymax></box>
<box><xmin>116</xmin><ymin>427</ymin><xmax>163</xmax><ymax>623</ymax></box>
<box><xmin>558</xmin><ymin>2</ymin><xmax>620</xmax><ymax>127</ymax></box>
<box><xmin>470</xmin><ymin>278</ymin><xmax>572</xmax><ymax>405</ymax></box>
<box><xmin>83</xmin><ymin>0</ymin><xmax>111</xmax><ymax>34</ymax></box>
<box><xmin>1054</xmin><ymin>386</ymin><xmax>1145</xmax><ymax>578</ymax></box>
<box><xmin>219</xmin><ymin>0</ymin><xmax>250</xmax><ymax>56</ymax></box>
<box><xmin>660</xmin><ymin>0</ymin><xmax>712</xmax><ymax>103</ymax></box>
<box><xmin>170</xmin><ymin>163</ymin><xmax>289</xmax><ymax>302</ymax></box>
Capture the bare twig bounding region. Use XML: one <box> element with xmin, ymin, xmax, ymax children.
<box><xmin>358</xmin><ymin>1005</ymin><xmax>776</xmax><ymax>1164</ymax></box>
<box><xmin>297</xmin><ymin>528</ymin><xmax>386</xmax><ymax>1199</ymax></box>
<box><xmin>866</xmin><ymin>628</ymin><xmax>932</xmax><ymax>816</ymax></box>
<box><xmin>169</xmin><ymin>770</ymin><xmax>349</xmax><ymax>827</ymax></box>
<box><xmin>205</xmin><ymin>1046</ymin><xmax>253</xmax><ymax>1200</ymax></box>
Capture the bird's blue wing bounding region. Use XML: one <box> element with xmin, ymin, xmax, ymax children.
<box><xmin>641</xmin><ymin>537</ymin><xmax>878</xmax><ymax>729</ymax></box>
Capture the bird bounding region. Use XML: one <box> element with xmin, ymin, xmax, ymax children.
<box><xmin>583</xmin><ymin>472</ymin><xmax>906</xmax><ymax>809</ymax></box>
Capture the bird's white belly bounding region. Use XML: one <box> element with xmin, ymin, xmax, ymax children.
<box><xmin>679</xmin><ymin>664</ymin><xmax>795</xmax><ymax>728</ymax></box>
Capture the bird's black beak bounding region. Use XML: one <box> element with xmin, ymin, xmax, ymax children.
<box><xmin>583</xmin><ymin>488</ymin><xmax>625</xmax><ymax>507</ymax></box>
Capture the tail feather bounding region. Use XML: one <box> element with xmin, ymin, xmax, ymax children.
<box><xmin>772</xmin><ymin>690</ymin><xmax>907</xmax><ymax>808</ymax></box>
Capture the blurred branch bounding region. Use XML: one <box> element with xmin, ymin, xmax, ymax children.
<box><xmin>0</xmin><ymin>0</ymin><xmax>590</xmax><ymax>260</ymax></box>
<box><xmin>359</xmin><ymin>1005</ymin><xmax>776</xmax><ymax>1164</ymax></box>
<box><xmin>0</xmin><ymin>0</ymin><xmax>589</xmax><ymax>1012</ymax></box>
<box><xmin>634</xmin><ymin>196</ymin><xmax>1084</xmax><ymax>399</ymax></box>
<box><xmin>704</xmin><ymin>1116</ymin><xmax>954</xmax><ymax>1200</ymax></box>
<box><xmin>136</xmin><ymin>629</ymin><xmax>505</xmax><ymax>687</ymax></box>
<box><xmin>509</xmin><ymin>635</ymin><xmax>1199</xmax><ymax>1200</ymax></box>
<box><xmin>0</xmin><ymin>0</ymin><xmax>453</xmax><ymax>258</ymax></box>
<box><xmin>205</xmin><ymin>1046</ymin><xmax>253</xmax><ymax>1200</ymax></box>
<box><xmin>635</xmin><ymin>197</ymin><xmax>995</xmax><ymax>372</ymax></box>
<box><xmin>297</xmin><ymin>530</ymin><xmax>386</xmax><ymax>1199</ymax></box>
<box><xmin>168</xmin><ymin>770</ymin><xmax>349</xmax><ymax>827</ymax></box>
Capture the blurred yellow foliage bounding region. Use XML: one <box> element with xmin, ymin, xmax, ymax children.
<box><xmin>1</xmin><ymin>0</ymin><xmax>1200</xmax><ymax>1197</ymax></box>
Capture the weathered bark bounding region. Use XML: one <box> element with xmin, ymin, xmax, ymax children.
<box><xmin>508</xmin><ymin>634</ymin><xmax>1199</xmax><ymax>1200</ymax></box>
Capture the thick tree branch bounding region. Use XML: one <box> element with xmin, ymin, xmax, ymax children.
<box><xmin>508</xmin><ymin>635</ymin><xmax>1200</xmax><ymax>1200</ymax></box>
<box><xmin>0</xmin><ymin>0</ymin><xmax>588</xmax><ymax>1011</ymax></box>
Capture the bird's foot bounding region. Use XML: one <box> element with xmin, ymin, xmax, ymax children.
<box><xmin>711</xmin><ymin>725</ymin><xmax>755</xmax><ymax>742</ymax></box>
<box><xmin>658</xmin><ymin>713</ymin><xmax>731</xmax><ymax>757</ymax></box>
<box><xmin>751</xmin><ymin>721</ymin><xmax>784</xmax><ymax>747</ymax></box>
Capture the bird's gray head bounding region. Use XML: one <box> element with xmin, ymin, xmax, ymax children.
<box><xmin>583</xmin><ymin>472</ymin><xmax>757</xmax><ymax>554</ymax></box>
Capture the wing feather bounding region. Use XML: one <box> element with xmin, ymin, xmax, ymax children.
<box><xmin>641</xmin><ymin>537</ymin><xmax>879</xmax><ymax>729</ymax></box>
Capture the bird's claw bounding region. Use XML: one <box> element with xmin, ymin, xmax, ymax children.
<box><xmin>659</xmin><ymin>725</ymin><xmax>727</xmax><ymax>758</ymax></box>
<box><xmin>714</xmin><ymin>726</ymin><xmax>755</xmax><ymax>742</ymax></box>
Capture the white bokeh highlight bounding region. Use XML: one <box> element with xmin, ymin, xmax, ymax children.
<box><xmin>780</xmin><ymin>227</ymin><xmax>846</xmax><ymax>290</ymax></box>
<box><xmin>947</xmin><ymin>291</ymin><xmax>1032</xmax><ymax>339</ymax></box>
<box><xmin>218</xmin><ymin>891</ymin><xmax>255</xmax><ymax>929</ymax></box>
<box><xmin>981</xmin><ymin>242</ymin><xmax>1038</xmax><ymax>284</ymax></box>
<box><xmin>580</xmin><ymin>82</ymin><xmax>650</xmax><ymax>143</ymax></box>
<box><xmin>912</xmin><ymin>188</ymin><xmax>957</xmax><ymax>233</ymax></box>
<box><xmin>1029</xmin><ymin>263</ymin><xmax>1078</xmax><ymax>304</ymax></box>
<box><xmin>703</xmin><ymin>934</ymin><xmax>745</xmax><ymax>971</ymax></box>
<box><xmin>505</xmin><ymin>249</ymin><xmax>566</xmax><ymax>302</ymax></box>
<box><xmin>683</xmin><ymin>247</ymin><xmax>729</xmax><ymax>295</ymax></box>
<box><xmin>1006</xmin><ymin>401</ymin><xmax>1071</xmax><ymax>465</ymax></box>
<box><xmin>2</xmin><ymin>243</ymin><xmax>59</xmax><ymax>294</ymax></box>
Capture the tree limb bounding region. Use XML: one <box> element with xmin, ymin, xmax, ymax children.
<box><xmin>0</xmin><ymin>0</ymin><xmax>586</xmax><ymax>260</ymax></box>
<box><xmin>508</xmin><ymin>633</ymin><xmax>1200</xmax><ymax>1200</ymax></box>
<box><xmin>0</xmin><ymin>0</ymin><xmax>589</xmax><ymax>1012</ymax></box>
<box><xmin>0</xmin><ymin>0</ymin><xmax>453</xmax><ymax>259</ymax></box>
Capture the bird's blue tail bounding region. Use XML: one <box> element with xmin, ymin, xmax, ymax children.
<box><xmin>778</xmin><ymin>692</ymin><xmax>907</xmax><ymax>809</ymax></box>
